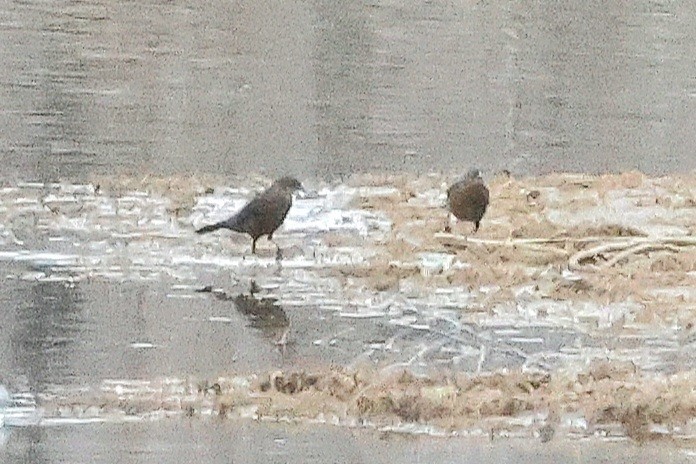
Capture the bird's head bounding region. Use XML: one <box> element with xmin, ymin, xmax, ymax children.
<box><xmin>465</xmin><ymin>168</ymin><xmax>482</xmax><ymax>180</ymax></box>
<box><xmin>273</xmin><ymin>176</ymin><xmax>304</xmax><ymax>193</ymax></box>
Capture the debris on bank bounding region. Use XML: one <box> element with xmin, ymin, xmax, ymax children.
<box><xmin>38</xmin><ymin>364</ymin><xmax>696</xmax><ymax>443</ymax></box>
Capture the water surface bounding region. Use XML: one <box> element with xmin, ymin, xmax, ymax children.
<box><xmin>2</xmin><ymin>420</ymin><xmax>695</xmax><ymax>464</ymax></box>
<box><xmin>0</xmin><ymin>0</ymin><xmax>694</xmax><ymax>182</ymax></box>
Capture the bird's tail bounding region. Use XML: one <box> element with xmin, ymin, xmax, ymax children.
<box><xmin>196</xmin><ymin>222</ymin><xmax>224</xmax><ymax>234</ymax></box>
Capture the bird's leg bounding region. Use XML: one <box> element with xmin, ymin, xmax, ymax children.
<box><xmin>275</xmin><ymin>326</ymin><xmax>290</xmax><ymax>357</ymax></box>
<box><xmin>444</xmin><ymin>214</ymin><xmax>453</xmax><ymax>233</ymax></box>
<box><xmin>251</xmin><ymin>237</ymin><xmax>258</xmax><ymax>255</ymax></box>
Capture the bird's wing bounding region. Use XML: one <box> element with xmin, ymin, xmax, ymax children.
<box><xmin>446</xmin><ymin>180</ymin><xmax>467</xmax><ymax>203</ymax></box>
<box><xmin>449</xmin><ymin>179</ymin><xmax>488</xmax><ymax>199</ymax></box>
<box><xmin>446</xmin><ymin>181</ymin><xmax>460</xmax><ymax>199</ymax></box>
<box><xmin>221</xmin><ymin>193</ymin><xmax>271</xmax><ymax>233</ymax></box>
<box><xmin>462</xmin><ymin>182</ymin><xmax>489</xmax><ymax>208</ymax></box>
<box><xmin>447</xmin><ymin>180</ymin><xmax>490</xmax><ymax>218</ymax></box>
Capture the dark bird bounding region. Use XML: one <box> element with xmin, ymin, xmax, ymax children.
<box><xmin>196</xmin><ymin>176</ymin><xmax>303</xmax><ymax>254</ymax></box>
<box><xmin>446</xmin><ymin>169</ymin><xmax>490</xmax><ymax>232</ymax></box>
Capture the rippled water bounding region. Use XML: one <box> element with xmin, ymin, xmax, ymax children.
<box><xmin>0</xmin><ymin>0</ymin><xmax>695</xmax><ymax>182</ymax></box>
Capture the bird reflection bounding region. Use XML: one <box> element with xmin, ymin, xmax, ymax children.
<box><xmin>202</xmin><ymin>281</ymin><xmax>290</xmax><ymax>347</ymax></box>
<box><xmin>233</xmin><ymin>293</ymin><xmax>289</xmax><ymax>336</ymax></box>
<box><xmin>233</xmin><ymin>284</ymin><xmax>291</xmax><ymax>351</ymax></box>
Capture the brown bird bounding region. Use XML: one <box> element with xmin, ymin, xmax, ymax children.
<box><xmin>446</xmin><ymin>169</ymin><xmax>489</xmax><ymax>232</ymax></box>
<box><xmin>196</xmin><ymin>177</ymin><xmax>303</xmax><ymax>254</ymax></box>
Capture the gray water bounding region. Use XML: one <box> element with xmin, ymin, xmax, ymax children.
<box><xmin>1</xmin><ymin>0</ymin><xmax>695</xmax><ymax>461</ymax></box>
<box><xmin>2</xmin><ymin>420</ymin><xmax>696</xmax><ymax>464</ymax></box>
<box><xmin>0</xmin><ymin>0</ymin><xmax>695</xmax><ymax>182</ymax></box>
